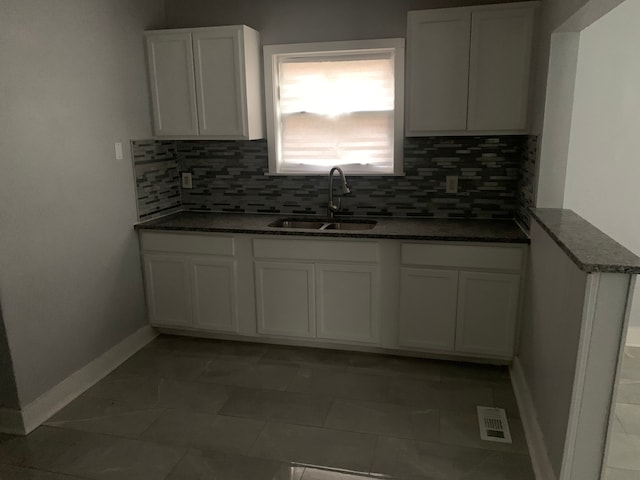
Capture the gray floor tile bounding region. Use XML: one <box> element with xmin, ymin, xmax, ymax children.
<box><xmin>371</xmin><ymin>435</ymin><xmax>493</xmax><ymax>479</ymax></box>
<box><xmin>617</xmin><ymin>381</ymin><xmax>640</xmax><ymax>405</ymax></box>
<box><xmin>140</xmin><ymin>410</ymin><xmax>265</xmax><ymax>455</ymax></box>
<box><xmin>440</xmin><ymin>362</ymin><xmax>510</xmax><ymax>386</ymax></box>
<box><xmin>0</xmin><ymin>433</ymin><xmax>16</xmax><ymax>444</ymax></box>
<box><xmin>605</xmin><ymin>467</ymin><xmax>640</xmax><ymax>480</ymax></box>
<box><xmin>110</xmin><ymin>350</ymin><xmax>211</xmax><ymax>382</ymax></box>
<box><xmin>606</xmin><ymin>433</ymin><xmax>640</xmax><ymax>471</ymax></box>
<box><xmin>45</xmin><ymin>394</ymin><xmax>164</xmax><ymax>438</ymax></box>
<box><xmin>616</xmin><ymin>403</ymin><xmax>640</xmax><ymax>435</ymax></box>
<box><xmin>141</xmin><ymin>377</ymin><xmax>232</xmax><ymax>414</ymax></box>
<box><xmin>458</xmin><ymin>451</ymin><xmax>535</xmax><ymax>480</ymax></box>
<box><xmin>152</xmin><ymin>335</ymin><xmax>268</xmax><ymax>361</ymax></box>
<box><xmin>48</xmin><ymin>433</ymin><xmax>185</xmax><ymax>480</ymax></box>
<box><xmin>439</xmin><ymin>410</ymin><xmax>528</xmax><ymax>454</ymax></box>
<box><xmin>387</xmin><ymin>377</ymin><xmax>493</xmax><ymax>414</ymax></box>
<box><xmin>263</xmin><ymin>345</ymin><xmax>351</xmax><ymax>370</ymax></box>
<box><xmin>219</xmin><ymin>387</ymin><xmax>333</xmax><ymax>427</ymax></box>
<box><xmin>250</xmin><ymin>422</ymin><xmax>377</xmax><ymax>472</ymax></box>
<box><xmin>347</xmin><ymin>352</ymin><xmax>441</xmax><ymax>381</ymax></box>
<box><xmin>492</xmin><ymin>385</ymin><xmax>521</xmax><ymax>419</ymax></box>
<box><xmin>198</xmin><ymin>359</ymin><xmax>300</xmax><ymax>391</ymax></box>
<box><xmin>286</xmin><ymin>368</ymin><xmax>390</xmax><ymax>403</ymax></box>
<box><xmin>323</xmin><ymin>399</ymin><xmax>439</xmax><ymax>442</ymax></box>
<box><xmin>166</xmin><ymin>449</ymin><xmax>305</xmax><ymax>480</ymax></box>
<box><xmin>0</xmin><ymin>464</ymin><xmax>87</xmax><ymax>479</ymax></box>
<box><xmin>0</xmin><ymin>426</ymin><xmax>88</xmax><ymax>469</ymax></box>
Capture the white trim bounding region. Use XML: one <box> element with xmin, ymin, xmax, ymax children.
<box><xmin>510</xmin><ymin>357</ymin><xmax>557</xmax><ymax>480</ymax></box>
<box><xmin>0</xmin><ymin>325</ymin><xmax>157</xmax><ymax>435</ymax></box>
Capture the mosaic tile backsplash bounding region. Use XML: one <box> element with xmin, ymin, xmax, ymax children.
<box><xmin>517</xmin><ymin>135</ymin><xmax>538</xmax><ymax>229</ymax></box>
<box><xmin>133</xmin><ymin>135</ymin><xmax>535</xmax><ymax>222</ymax></box>
<box><xmin>132</xmin><ymin>140</ymin><xmax>181</xmax><ymax>220</ymax></box>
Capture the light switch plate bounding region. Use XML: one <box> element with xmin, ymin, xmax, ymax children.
<box><xmin>114</xmin><ymin>142</ymin><xmax>124</xmax><ymax>160</ymax></box>
<box><xmin>181</xmin><ymin>172</ymin><xmax>193</xmax><ymax>189</ymax></box>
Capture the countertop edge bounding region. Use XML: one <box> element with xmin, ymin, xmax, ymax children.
<box><xmin>134</xmin><ymin>212</ymin><xmax>531</xmax><ymax>245</ymax></box>
<box><xmin>530</xmin><ymin>208</ymin><xmax>640</xmax><ymax>274</ymax></box>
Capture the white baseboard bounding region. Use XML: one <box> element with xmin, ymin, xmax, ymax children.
<box><xmin>0</xmin><ymin>325</ymin><xmax>157</xmax><ymax>435</ymax></box>
<box><xmin>510</xmin><ymin>357</ymin><xmax>557</xmax><ymax>480</ymax></box>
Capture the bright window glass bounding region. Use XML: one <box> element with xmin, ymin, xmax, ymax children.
<box><xmin>264</xmin><ymin>40</ymin><xmax>404</xmax><ymax>175</ymax></box>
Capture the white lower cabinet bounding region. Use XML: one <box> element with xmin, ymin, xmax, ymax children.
<box><xmin>143</xmin><ymin>254</ymin><xmax>192</xmax><ymax>328</ymax></box>
<box><xmin>316</xmin><ymin>264</ymin><xmax>380</xmax><ymax>344</ymax></box>
<box><xmin>140</xmin><ymin>232</ymin><xmax>525</xmax><ymax>361</ymax></box>
<box><xmin>141</xmin><ymin>233</ymin><xmax>239</xmax><ymax>333</ymax></box>
<box><xmin>455</xmin><ymin>271</ymin><xmax>520</xmax><ymax>357</ymax></box>
<box><xmin>190</xmin><ymin>257</ymin><xmax>238</xmax><ymax>333</ymax></box>
<box><xmin>398</xmin><ymin>268</ymin><xmax>458</xmax><ymax>351</ymax></box>
<box><xmin>254</xmin><ymin>261</ymin><xmax>316</xmax><ymax>338</ymax></box>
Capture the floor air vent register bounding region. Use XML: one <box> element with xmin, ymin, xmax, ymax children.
<box><xmin>477</xmin><ymin>406</ymin><xmax>512</xmax><ymax>443</ymax></box>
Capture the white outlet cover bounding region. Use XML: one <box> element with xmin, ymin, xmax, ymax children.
<box><xmin>181</xmin><ymin>172</ymin><xmax>193</xmax><ymax>189</ymax></box>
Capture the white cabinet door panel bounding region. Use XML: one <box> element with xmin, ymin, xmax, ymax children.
<box><xmin>191</xmin><ymin>257</ymin><xmax>238</xmax><ymax>333</ymax></box>
<box><xmin>406</xmin><ymin>9</ymin><xmax>471</xmax><ymax>133</ymax></box>
<box><xmin>316</xmin><ymin>264</ymin><xmax>380</xmax><ymax>344</ymax></box>
<box><xmin>398</xmin><ymin>268</ymin><xmax>458</xmax><ymax>351</ymax></box>
<box><xmin>455</xmin><ymin>271</ymin><xmax>520</xmax><ymax>357</ymax></box>
<box><xmin>193</xmin><ymin>28</ymin><xmax>246</xmax><ymax>137</ymax></box>
<box><xmin>468</xmin><ymin>8</ymin><xmax>534</xmax><ymax>131</ymax></box>
<box><xmin>255</xmin><ymin>261</ymin><xmax>316</xmax><ymax>338</ymax></box>
<box><xmin>145</xmin><ymin>33</ymin><xmax>199</xmax><ymax>136</ymax></box>
<box><xmin>143</xmin><ymin>254</ymin><xmax>191</xmax><ymax>327</ymax></box>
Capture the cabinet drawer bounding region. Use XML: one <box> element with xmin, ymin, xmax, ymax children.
<box><xmin>140</xmin><ymin>232</ymin><xmax>235</xmax><ymax>256</ymax></box>
<box><xmin>401</xmin><ymin>243</ymin><xmax>522</xmax><ymax>270</ymax></box>
<box><xmin>253</xmin><ymin>238</ymin><xmax>378</xmax><ymax>262</ymax></box>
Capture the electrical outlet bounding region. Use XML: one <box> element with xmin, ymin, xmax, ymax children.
<box><xmin>114</xmin><ymin>142</ymin><xmax>124</xmax><ymax>160</ymax></box>
<box><xmin>446</xmin><ymin>175</ymin><xmax>459</xmax><ymax>194</ymax></box>
<box><xmin>181</xmin><ymin>172</ymin><xmax>193</xmax><ymax>189</ymax></box>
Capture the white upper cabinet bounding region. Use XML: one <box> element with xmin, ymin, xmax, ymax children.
<box><xmin>145</xmin><ymin>25</ymin><xmax>264</xmax><ymax>139</ymax></box>
<box><xmin>406</xmin><ymin>8</ymin><xmax>471</xmax><ymax>133</ymax></box>
<box><xmin>145</xmin><ymin>33</ymin><xmax>199</xmax><ymax>136</ymax></box>
<box><xmin>406</xmin><ymin>3</ymin><xmax>537</xmax><ymax>135</ymax></box>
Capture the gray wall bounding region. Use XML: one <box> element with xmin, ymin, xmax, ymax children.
<box><xmin>165</xmin><ymin>0</ymin><xmax>519</xmax><ymax>44</ymax></box>
<box><xmin>0</xmin><ymin>0</ymin><xmax>164</xmax><ymax>406</ymax></box>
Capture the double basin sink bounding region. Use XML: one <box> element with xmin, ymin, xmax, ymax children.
<box><xmin>268</xmin><ymin>218</ymin><xmax>377</xmax><ymax>231</ymax></box>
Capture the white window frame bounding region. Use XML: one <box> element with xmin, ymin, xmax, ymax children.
<box><xmin>263</xmin><ymin>39</ymin><xmax>405</xmax><ymax>176</ymax></box>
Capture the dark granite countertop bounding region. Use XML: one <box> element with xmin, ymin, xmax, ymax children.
<box><xmin>530</xmin><ymin>208</ymin><xmax>640</xmax><ymax>274</ymax></box>
<box><xmin>135</xmin><ymin>211</ymin><xmax>530</xmax><ymax>244</ymax></box>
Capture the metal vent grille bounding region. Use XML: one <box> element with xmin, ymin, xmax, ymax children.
<box><xmin>477</xmin><ymin>406</ymin><xmax>512</xmax><ymax>444</ymax></box>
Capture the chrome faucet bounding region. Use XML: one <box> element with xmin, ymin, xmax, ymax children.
<box><xmin>327</xmin><ymin>166</ymin><xmax>351</xmax><ymax>219</ymax></box>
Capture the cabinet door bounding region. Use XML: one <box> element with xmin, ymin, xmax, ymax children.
<box><xmin>143</xmin><ymin>254</ymin><xmax>191</xmax><ymax>327</ymax></box>
<box><xmin>398</xmin><ymin>268</ymin><xmax>458</xmax><ymax>351</ymax></box>
<box><xmin>254</xmin><ymin>261</ymin><xmax>316</xmax><ymax>338</ymax></box>
<box><xmin>316</xmin><ymin>264</ymin><xmax>380</xmax><ymax>345</ymax></box>
<box><xmin>455</xmin><ymin>271</ymin><xmax>520</xmax><ymax>357</ymax></box>
<box><xmin>467</xmin><ymin>7</ymin><xmax>534</xmax><ymax>131</ymax></box>
<box><xmin>193</xmin><ymin>27</ymin><xmax>247</xmax><ymax>138</ymax></box>
<box><xmin>190</xmin><ymin>257</ymin><xmax>238</xmax><ymax>333</ymax></box>
<box><xmin>406</xmin><ymin>9</ymin><xmax>471</xmax><ymax>134</ymax></box>
<box><xmin>145</xmin><ymin>33</ymin><xmax>199</xmax><ymax>136</ymax></box>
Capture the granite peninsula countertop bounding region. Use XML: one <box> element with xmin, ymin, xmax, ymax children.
<box><xmin>135</xmin><ymin>211</ymin><xmax>530</xmax><ymax>244</ymax></box>
<box><xmin>530</xmin><ymin>208</ymin><xmax>640</xmax><ymax>274</ymax></box>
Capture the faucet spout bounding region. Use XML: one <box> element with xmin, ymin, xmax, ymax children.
<box><xmin>328</xmin><ymin>166</ymin><xmax>351</xmax><ymax>219</ymax></box>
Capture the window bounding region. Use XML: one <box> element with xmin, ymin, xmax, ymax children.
<box><xmin>264</xmin><ymin>39</ymin><xmax>405</xmax><ymax>175</ymax></box>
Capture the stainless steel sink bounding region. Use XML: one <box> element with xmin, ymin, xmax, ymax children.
<box><xmin>323</xmin><ymin>221</ymin><xmax>377</xmax><ymax>231</ymax></box>
<box><xmin>268</xmin><ymin>218</ymin><xmax>377</xmax><ymax>231</ymax></box>
<box><xmin>268</xmin><ymin>219</ymin><xmax>327</xmax><ymax>229</ymax></box>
